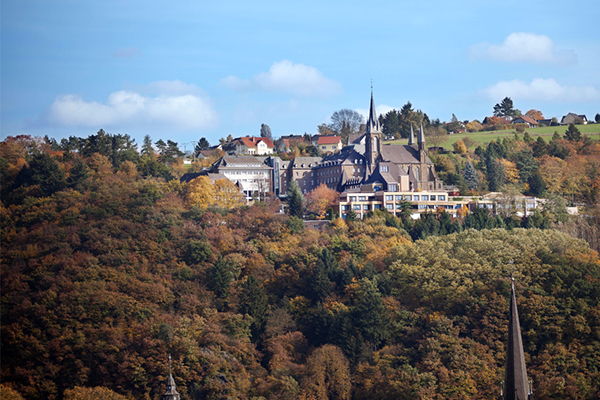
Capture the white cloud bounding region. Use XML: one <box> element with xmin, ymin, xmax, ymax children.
<box><xmin>485</xmin><ymin>78</ymin><xmax>600</xmax><ymax>102</ymax></box>
<box><xmin>470</xmin><ymin>33</ymin><xmax>577</xmax><ymax>65</ymax></box>
<box><xmin>221</xmin><ymin>60</ymin><xmax>342</xmax><ymax>97</ymax></box>
<box><xmin>46</xmin><ymin>81</ymin><xmax>218</xmax><ymax>130</ymax></box>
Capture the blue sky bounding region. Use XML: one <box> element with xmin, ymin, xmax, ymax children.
<box><xmin>2</xmin><ymin>0</ymin><xmax>599</xmax><ymax>148</ymax></box>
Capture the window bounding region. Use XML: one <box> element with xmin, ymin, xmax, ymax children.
<box><xmin>386</xmin><ymin>204</ymin><xmax>393</xmax><ymax>210</ymax></box>
<box><xmin>430</xmin><ymin>195</ymin><xmax>436</xmax><ymax>201</ymax></box>
<box><xmin>342</xmin><ymin>205</ymin><xmax>348</xmax><ymax>210</ymax></box>
<box><xmin>404</xmin><ymin>195</ymin><xmax>412</xmax><ymax>201</ymax></box>
<box><xmin>296</xmin><ymin>172</ymin><xmax>298</xmax><ymax>176</ymax></box>
<box><xmin>322</xmin><ymin>146</ymin><xmax>326</xmax><ymax>149</ymax></box>
<box><xmin>363</xmin><ymin>205</ymin><xmax>369</xmax><ymax>210</ymax></box>
<box><xmin>438</xmin><ymin>195</ymin><xmax>446</xmax><ymax>201</ymax></box>
<box><xmin>385</xmin><ymin>195</ymin><xmax>393</xmax><ymax>201</ymax></box>
<box><xmin>359</xmin><ymin>196</ymin><xmax>366</xmax><ymax>201</ymax></box>
<box><xmin>396</xmin><ymin>204</ymin><xmax>403</xmax><ymax>209</ymax></box>
<box><xmin>359</xmin><ymin>159</ymin><xmax>362</xmax><ymax>164</ymax></box>
<box><xmin>311</xmin><ymin>180</ymin><xmax>314</xmax><ymax>185</ymax></box>
<box><xmin>353</xmin><ymin>204</ymin><xmax>361</xmax><ymax>210</ymax></box>
<box><xmin>380</xmin><ymin>165</ymin><xmax>389</xmax><ymax>172</ymax></box>
<box><xmin>374</xmin><ymin>185</ymin><xmax>382</xmax><ymax>192</ymax></box>
<box><xmin>396</xmin><ymin>195</ymin><xmax>402</xmax><ymax>201</ymax></box>
<box><xmin>421</xmin><ymin>195</ymin><xmax>428</xmax><ymax>201</ymax></box>
<box><xmin>350</xmin><ymin>196</ymin><xmax>357</xmax><ymax>201</ymax></box>
<box><xmin>374</xmin><ymin>204</ymin><xmax>381</xmax><ymax>209</ymax></box>
<box><xmin>389</xmin><ymin>184</ymin><xmax>397</xmax><ymax>192</ymax></box>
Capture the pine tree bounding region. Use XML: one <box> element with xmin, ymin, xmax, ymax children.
<box><xmin>239</xmin><ymin>275</ymin><xmax>268</xmax><ymax>340</ymax></box>
<box><xmin>209</xmin><ymin>258</ymin><xmax>233</xmax><ymax>300</ymax></box>
<box><xmin>352</xmin><ymin>279</ymin><xmax>389</xmax><ymax>347</ymax></box>
<box><xmin>463</xmin><ymin>161</ymin><xmax>478</xmax><ymax>190</ymax></box>
<box><xmin>564</xmin><ymin>123</ymin><xmax>582</xmax><ymax>142</ymax></box>
<box><xmin>287</xmin><ymin>180</ymin><xmax>304</xmax><ymax>219</ymax></box>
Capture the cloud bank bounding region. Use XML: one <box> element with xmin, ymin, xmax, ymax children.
<box><xmin>46</xmin><ymin>81</ymin><xmax>218</xmax><ymax>130</ymax></box>
<box><xmin>470</xmin><ymin>33</ymin><xmax>577</xmax><ymax>65</ymax></box>
<box><xmin>485</xmin><ymin>78</ymin><xmax>600</xmax><ymax>102</ymax></box>
<box><xmin>222</xmin><ymin>60</ymin><xmax>342</xmax><ymax>97</ymax></box>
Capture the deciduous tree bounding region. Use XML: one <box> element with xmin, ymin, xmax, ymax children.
<box><xmin>306</xmin><ymin>184</ymin><xmax>339</xmax><ymax>219</ymax></box>
<box><xmin>185</xmin><ymin>176</ymin><xmax>215</xmax><ymax>209</ymax></box>
<box><xmin>214</xmin><ymin>178</ymin><xmax>244</xmax><ymax>209</ymax></box>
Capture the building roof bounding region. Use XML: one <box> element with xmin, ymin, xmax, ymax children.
<box><xmin>290</xmin><ymin>156</ymin><xmax>323</xmax><ymax>168</ymax></box>
<box><xmin>513</xmin><ymin>115</ymin><xmax>538</xmax><ymax>125</ymax></box>
<box><xmin>211</xmin><ymin>155</ymin><xmax>272</xmax><ymax>170</ymax></box>
<box><xmin>380</xmin><ymin>144</ymin><xmax>432</xmax><ymax>165</ymax></box>
<box><xmin>317</xmin><ymin>135</ymin><xmax>341</xmax><ymax>145</ymax></box>
<box><xmin>238</xmin><ymin>136</ymin><xmax>275</xmax><ymax>148</ymax></box>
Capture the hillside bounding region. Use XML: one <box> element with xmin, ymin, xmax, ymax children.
<box><xmin>1</xmin><ymin>138</ymin><xmax>600</xmax><ymax>399</ymax></box>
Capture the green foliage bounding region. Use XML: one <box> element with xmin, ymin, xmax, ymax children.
<box><xmin>239</xmin><ymin>275</ymin><xmax>268</xmax><ymax>340</ymax></box>
<box><xmin>185</xmin><ymin>240</ymin><xmax>213</xmax><ymax>264</ymax></box>
<box><xmin>287</xmin><ymin>180</ymin><xmax>304</xmax><ymax>218</ymax></box>
<box><xmin>463</xmin><ymin>161</ymin><xmax>478</xmax><ymax>190</ymax></box>
<box><xmin>564</xmin><ymin>123</ymin><xmax>582</xmax><ymax>141</ymax></box>
<box><xmin>493</xmin><ymin>97</ymin><xmax>517</xmax><ymax>118</ymax></box>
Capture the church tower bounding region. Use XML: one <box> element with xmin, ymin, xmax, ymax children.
<box><xmin>417</xmin><ymin>121</ymin><xmax>428</xmax><ymax>185</ymax></box>
<box><xmin>162</xmin><ymin>355</ymin><xmax>181</xmax><ymax>400</ymax></box>
<box><xmin>501</xmin><ymin>270</ymin><xmax>533</xmax><ymax>400</ymax></box>
<box><xmin>365</xmin><ymin>88</ymin><xmax>382</xmax><ymax>175</ymax></box>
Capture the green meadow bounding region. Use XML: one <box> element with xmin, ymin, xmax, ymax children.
<box><xmin>386</xmin><ymin>123</ymin><xmax>600</xmax><ymax>149</ymax></box>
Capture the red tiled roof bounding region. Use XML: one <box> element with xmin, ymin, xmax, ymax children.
<box><xmin>515</xmin><ymin>116</ymin><xmax>538</xmax><ymax>125</ymax></box>
<box><xmin>238</xmin><ymin>136</ymin><xmax>274</xmax><ymax>148</ymax></box>
<box><xmin>317</xmin><ymin>136</ymin><xmax>341</xmax><ymax>145</ymax></box>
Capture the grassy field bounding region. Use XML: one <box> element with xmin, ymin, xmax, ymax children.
<box><xmin>385</xmin><ymin>123</ymin><xmax>600</xmax><ymax>149</ymax></box>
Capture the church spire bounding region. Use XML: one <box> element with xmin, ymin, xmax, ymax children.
<box><xmin>366</xmin><ymin>86</ymin><xmax>381</xmax><ymax>134</ymax></box>
<box><xmin>162</xmin><ymin>354</ymin><xmax>180</xmax><ymax>400</ymax></box>
<box><xmin>418</xmin><ymin>120</ymin><xmax>426</xmax><ymax>148</ymax></box>
<box><xmin>502</xmin><ymin>265</ymin><xmax>533</xmax><ymax>400</ymax></box>
<box><xmin>408</xmin><ymin>123</ymin><xmax>415</xmax><ymax>145</ymax></box>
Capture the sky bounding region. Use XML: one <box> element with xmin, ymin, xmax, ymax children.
<box><xmin>2</xmin><ymin>0</ymin><xmax>599</xmax><ymax>149</ymax></box>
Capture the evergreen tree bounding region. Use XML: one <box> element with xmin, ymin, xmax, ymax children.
<box><xmin>209</xmin><ymin>257</ymin><xmax>233</xmax><ymax>300</ymax></box>
<box><xmin>14</xmin><ymin>152</ymin><xmax>66</xmax><ymax>197</ymax></box>
<box><xmin>532</xmin><ymin>136</ymin><xmax>547</xmax><ymax>157</ymax></box>
<box><xmin>287</xmin><ymin>180</ymin><xmax>304</xmax><ymax>219</ymax></box>
<box><xmin>141</xmin><ymin>135</ymin><xmax>155</xmax><ymax>157</ymax></box>
<box><xmin>463</xmin><ymin>161</ymin><xmax>478</xmax><ymax>190</ymax></box>
<box><xmin>564</xmin><ymin>123</ymin><xmax>582</xmax><ymax>142</ymax></box>
<box><xmin>493</xmin><ymin>97</ymin><xmax>517</xmax><ymax>118</ymax></box>
<box><xmin>381</xmin><ymin>110</ymin><xmax>400</xmax><ymax>138</ymax></box>
<box><xmin>195</xmin><ymin>137</ymin><xmax>210</xmax><ymax>152</ymax></box>
<box><xmin>66</xmin><ymin>157</ymin><xmax>90</xmax><ymax>191</ymax></box>
<box><xmin>486</xmin><ymin>156</ymin><xmax>505</xmax><ymax>192</ymax></box>
<box><xmin>352</xmin><ymin>279</ymin><xmax>389</xmax><ymax>347</ymax></box>
<box><xmin>239</xmin><ymin>275</ymin><xmax>268</xmax><ymax>341</ymax></box>
<box><xmin>309</xmin><ymin>262</ymin><xmax>333</xmax><ymax>303</ymax></box>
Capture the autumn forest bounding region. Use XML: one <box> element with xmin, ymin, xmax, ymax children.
<box><xmin>1</xmin><ymin>133</ymin><xmax>600</xmax><ymax>400</ymax></box>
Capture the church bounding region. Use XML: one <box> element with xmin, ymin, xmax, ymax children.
<box><xmin>306</xmin><ymin>90</ymin><xmax>443</xmax><ymax>194</ymax></box>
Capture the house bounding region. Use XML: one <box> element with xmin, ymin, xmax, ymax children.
<box><xmin>561</xmin><ymin>113</ymin><xmax>588</xmax><ymax>125</ymax></box>
<box><xmin>223</xmin><ymin>136</ymin><xmax>275</xmax><ymax>155</ymax></box>
<box><xmin>512</xmin><ymin>116</ymin><xmax>539</xmax><ymax>128</ymax></box>
<box><xmin>278</xmin><ymin>135</ymin><xmax>307</xmax><ymax>152</ymax></box>
<box><xmin>311</xmin><ymin>135</ymin><xmax>343</xmax><ymax>153</ymax></box>
<box><xmin>206</xmin><ymin>156</ymin><xmax>273</xmax><ymax>201</ymax></box>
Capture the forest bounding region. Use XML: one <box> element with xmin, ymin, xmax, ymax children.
<box><xmin>1</xmin><ymin>133</ymin><xmax>600</xmax><ymax>399</ymax></box>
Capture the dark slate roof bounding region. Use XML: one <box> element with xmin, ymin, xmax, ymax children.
<box><xmin>291</xmin><ymin>156</ymin><xmax>323</xmax><ymax>168</ymax></box>
<box><xmin>380</xmin><ymin>144</ymin><xmax>432</xmax><ymax>165</ymax></box>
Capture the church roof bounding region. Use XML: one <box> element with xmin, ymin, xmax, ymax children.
<box><xmin>408</xmin><ymin>124</ymin><xmax>415</xmax><ymax>145</ymax></box>
<box><xmin>380</xmin><ymin>144</ymin><xmax>433</xmax><ymax>165</ymax></box>
<box><xmin>418</xmin><ymin>121</ymin><xmax>426</xmax><ymax>144</ymax></box>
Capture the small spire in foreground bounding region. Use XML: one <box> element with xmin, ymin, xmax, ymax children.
<box><xmin>501</xmin><ymin>262</ymin><xmax>533</xmax><ymax>399</ymax></box>
<box><xmin>162</xmin><ymin>354</ymin><xmax>180</xmax><ymax>400</ymax></box>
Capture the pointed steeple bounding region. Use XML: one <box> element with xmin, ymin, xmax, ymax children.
<box><xmin>418</xmin><ymin>121</ymin><xmax>426</xmax><ymax>146</ymax></box>
<box><xmin>162</xmin><ymin>355</ymin><xmax>180</xmax><ymax>400</ymax></box>
<box><xmin>408</xmin><ymin>123</ymin><xmax>415</xmax><ymax>145</ymax></box>
<box><xmin>366</xmin><ymin>86</ymin><xmax>381</xmax><ymax>134</ymax></box>
<box><xmin>502</xmin><ymin>267</ymin><xmax>532</xmax><ymax>400</ymax></box>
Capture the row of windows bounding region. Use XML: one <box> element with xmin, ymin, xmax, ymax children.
<box><xmin>347</xmin><ymin>194</ymin><xmax>447</xmax><ymax>202</ymax></box>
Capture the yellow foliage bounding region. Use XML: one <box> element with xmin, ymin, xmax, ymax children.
<box><xmin>185</xmin><ymin>176</ymin><xmax>215</xmax><ymax>209</ymax></box>
<box><xmin>306</xmin><ymin>184</ymin><xmax>339</xmax><ymax>219</ymax></box>
<box><xmin>214</xmin><ymin>178</ymin><xmax>244</xmax><ymax>209</ymax></box>
<box><xmin>0</xmin><ymin>385</ymin><xmax>25</xmax><ymax>400</ymax></box>
<box><xmin>499</xmin><ymin>159</ymin><xmax>520</xmax><ymax>183</ymax></box>
<box><xmin>453</xmin><ymin>139</ymin><xmax>467</xmax><ymax>154</ymax></box>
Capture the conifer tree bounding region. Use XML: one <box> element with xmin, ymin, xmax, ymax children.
<box><xmin>287</xmin><ymin>180</ymin><xmax>304</xmax><ymax>219</ymax></box>
<box><xmin>352</xmin><ymin>279</ymin><xmax>389</xmax><ymax>347</ymax></box>
<box><xmin>209</xmin><ymin>257</ymin><xmax>233</xmax><ymax>300</ymax></box>
<box><xmin>463</xmin><ymin>161</ymin><xmax>478</xmax><ymax>190</ymax></box>
<box><xmin>239</xmin><ymin>275</ymin><xmax>268</xmax><ymax>340</ymax></box>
